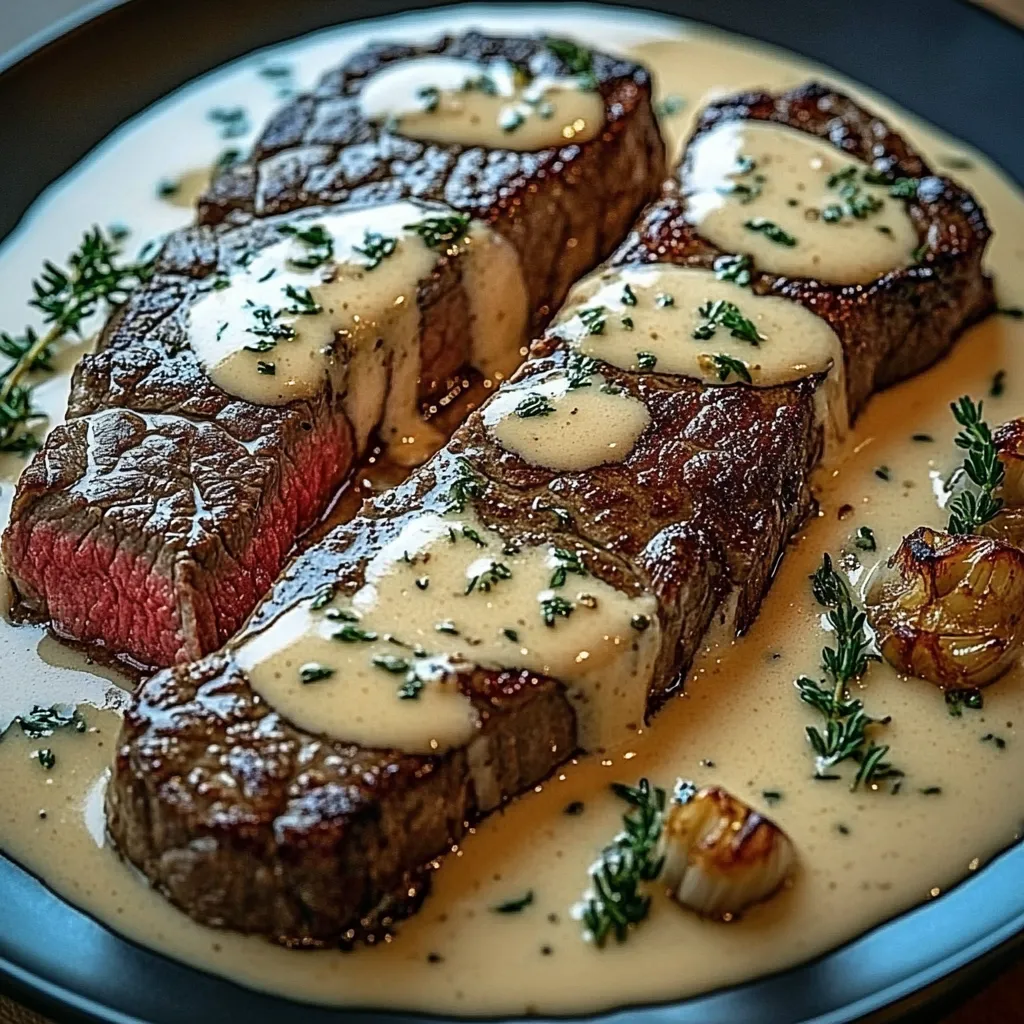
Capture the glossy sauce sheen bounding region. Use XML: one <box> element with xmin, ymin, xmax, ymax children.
<box><xmin>685</xmin><ymin>120</ymin><xmax>919</xmax><ymax>284</ymax></box>
<box><xmin>0</xmin><ymin>8</ymin><xmax>1023</xmax><ymax>1016</ymax></box>
<box><xmin>359</xmin><ymin>55</ymin><xmax>605</xmax><ymax>151</ymax></box>
<box><xmin>190</xmin><ymin>201</ymin><xmax>526</xmax><ymax>462</ymax></box>
<box><xmin>237</xmin><ymin>507</ymin><xmax>659</xmax><ymax>754</ymax></box>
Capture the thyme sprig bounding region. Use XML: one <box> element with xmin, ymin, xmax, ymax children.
<box><xmin>701</xmin><ymin>353</ymin><xmax>752</xmax><ymax>384</ymax></box>
<box><xmin>445</xmin><ymin>457</ymin><xmax>486</xmax><ymax>512</ymax></box>
<box><xmin>946</xmin><ymin>395</ymin><xmax>1004</xmax><ymax>534</ymax></box>
<box><xmin>0</xmin><ymin>228</ymin><xmax>153</xmax><ymax>454</ymax></box>
<box><xmin>796</xmin><ymin>554</ymin><xmax>900</xmax><ymax>790</ymax></box>
<box><xmin>404</xmin><ymin>213</ymin><xmax>471</xmax><ymax>250</ymax></box>
<box><xmin>580</xmin><ymin>779</ymin><xmax>665</xmax><ymax>946</ymax></box>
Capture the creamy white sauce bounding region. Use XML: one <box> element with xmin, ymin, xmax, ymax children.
<box><xmin>360</xmin><ymin>54</ymin><xmax>605</xmax><ymax>151</ymax></box>
<box><xmin>481</xmin><ymin>366</ymin><xmax>652</xmax><ymax>470</ymax></box>
<box><xmin>0</xmin><ymin>5</ymin><xmax>1022</xmax><ymax>1018</ymax></box>
<box><xmin>685</xmin><ymin>120</ymin><xmax>919</xmax><ymax>284</ymax></box>
<box><xmin>236</xmin><ymin>507</ymin><xmax>659</xmax><ymax>754</ymax></box>
<box><xmin>189</xmin><ymin>202</ymin><xmax>525</xmax><ymax>463</ymax></box>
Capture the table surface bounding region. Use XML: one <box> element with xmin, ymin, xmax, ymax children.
<box><xmin>1</xmin><ymin>1</ymin><xmax>1022</xmax><ymax>1022</ymax></box>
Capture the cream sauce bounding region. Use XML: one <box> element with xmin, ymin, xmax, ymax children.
<box><xmin>359</xmin><ymin>54</ymin><xmax>605</xmax><ymax>151</ymax></box>
<box><xmin>553</xmin><ymin>263</ymin><xmax>846</xmax><ymax>429</ymax></box>
<box><xmin>685</xmin><ymin>120</ymin><xmax>919</xmax><ymax>284</ymax></box>
<box><xmin>189</xmin><ymin>202</ymin><xmax>526</xmax><ymax>464</ymax></box>
<box><xmin>236</xmin><ymin>507</ymin><xmax>660</xmax><ymax>754</ymax></box>
<box><xmin>481</xmin><ymin>366</ymin><xmax>652</xmax><ymax>470</ymax></box>
<box><xmin>1</xmin><ymin>5</ymin><xmax>1023</xmax><ymax>1019</ymax></box>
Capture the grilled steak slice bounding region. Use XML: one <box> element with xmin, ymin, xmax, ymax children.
<box><xmin>107</xmin><ymin>84</ymin><xmax>993</xmax><ymax>944</ymax></box>
<box><xmin>2</xmin><ymin>35</ymin><xmax>665</xmax><ymax>670</ymax></box>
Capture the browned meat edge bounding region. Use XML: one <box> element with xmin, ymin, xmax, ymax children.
<box><xmin>1</xmin><ymin>33</ymin><xmax>665</xmax><ymax>670</ymax></box>
<box><xmin>106</xmin><ymin>82</ymin><xmax>993</xmax><ymax>945</ymax></box>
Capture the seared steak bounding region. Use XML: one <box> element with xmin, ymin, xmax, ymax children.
<box><xmin>2</xmin><ymin>35</ymin><xmax>665</xmax><ymax>670</ymax></box>
<box><xmin>106</xmin><ymin>84</ymin><xmax>993</xmax><ymax>943</ymax></box>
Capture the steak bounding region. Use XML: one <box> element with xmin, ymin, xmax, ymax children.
<box><xmin>106</xmin><ymin>83</ymin><xmax>993</xmax><ymax>944</ymax></box>
<box><xmin>1</xmin><ymin>34</ymin><xmax>665</xmax><ymax>670</ymax></box>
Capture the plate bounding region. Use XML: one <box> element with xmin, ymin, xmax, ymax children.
<box><xmin>1</xmin><ymin>1</ymin><xmax>1022</xmax><ymax>1022</ymax></box>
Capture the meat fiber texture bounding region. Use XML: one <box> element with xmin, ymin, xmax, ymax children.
<box><xmin>2</xmin><ymin>33</ymin><xmax>665</xmax><ymax>669</ymax></box>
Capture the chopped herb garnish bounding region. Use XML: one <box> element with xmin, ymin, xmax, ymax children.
<box><xmin>157</xmin><ymin>178</ymin><xmax>180</xmax><ymax>198</ymax></box>
<box><xmin>502</xmin><ymin>627</ymin><xmax>520</xmax><ymax>643</ymax></box>
<box><xmin>435</xmin><ymin>620</ymin><xmax>459</xmax><ymax>635</ymax></box>
<box><xmin>208</xmin><ymin>106</ymin><xmax>249</xmax><ymax>139</ymax></box>
<box><xmin>875</xmin><ymin>466</ymin><xmax>891</xmax><ymax>481</ymax></box>
<box><xmin>416</xmin><ymin>576</ymin><xmax>430</xmax><ymax>591</ymax></box>
<box><xmin>565</xmin><ymin>352</ymin><xmax>600</xmax><ymax>390</ymax></box>
<box><xmin>280</xmin><ymin>284</ymin><xmax>322</xmax><ymax>317</ymax></box>
<box><xmin>299</xmin><ymin>662</ymin><xmax>334</xmax><ymax>684</ymax></box>
<box><xmin>580</xmin><ymin>779</ymin><xmax>665</xmax><ymax>946</ymax></box>
<box><xmin>494</xmin><ymin>891</ymin><xmax>534</xmax><ymax>914</ymax></box>
<box><xmin>550</xmin><ymin>547</ymin><xmax>587</xmax><ymax>588</ymax></box>
<box><xmin>713</xmin><ymin>253</ymin><xmax>753</xmax><ymax>287</ymax></box>
<box><xmin>333</xmin><ymin>624</ymin><xmax>378</xmax><ymax>643</ymax></box>
<box><xmin>514</xmin><ymin>392</ymin><xmax>556</xmax><ymax>418</ymax></box>
<box><xmin>499</xmin><ymin>108</ymin><xmax>526</xmax><ymax>133</ymax></box>
<box><xmin>445</xmin><ymin>457</ymin><xmax>486</xmax><ymax>512</ymax></box>
<box><xmin>693</xmin><ymin>299</ymin><xmax>764</xmax><ymax>346</ymax></box>
<box><xmin>353</xmin><ymin>230</ymin><xmax>398</xmax><ymax>270</ymax></box>
<box><xmin>945</xmin><ymin>688</ymin><xmax>984</xmax><ymax>717</ymax></box>
<box><xmin>578</xmin><ymin>306</ymin><xmax>608</xmax><ymax>336</ymax></box>
<box><xmin>655</xmin><ymin>293</ymin><xmax>674</xmax><ymax>308</ymax></box>
<box><xmin>540</xmin><ymin>594</ymin><xmax>574</xmax><ymax>626</ymax></box>
<box><xmin>373</xmin><ymin>654</ymin><xmax>411</xmax><ymax>674</ymax></box>
<box><xmin>912</xmin><ymin>433</ymin><xmax>934</xmax><ymax>443</ymax></box>
<box><xmin>920</xmin><ymin>786</ymin><xmax>943</xmax><ymax>796</ymax></box>
<box><xmin>215</xmin><ymin>148</ymin><xmax>242</xmax><ymax>172</ymax></box>
<box><xmin>621</xmin><ymin>315</ymin><xmax>634</xmax><ymax>330</ymax></box>
<box><xmin>621</xmin><ymin>283</ymin><xmax>638</xmax><ymax>307</ymax></box>
<box><xmin>404</xmin><ymin>213</ymin><xmax>471</xmax><ymax>250</ymax></box>
<box><xmin>947</xmin><ymin>395</ymin><xmax>1004</xmax><ymax>534</ymax></box>
<box><xmin>544</xmin><ymin>37</ymin><xmax>597</xmax><ymax>90</ymax></box>
<box><xmin>991</xmin><ymin>370</ymin><xmax>1006</xmax><ymax>397</ymax></box>
<box><xmin>277</xmin><ymin>223</ymin><xmax>334</xmax><ymax>269</ymax></box>
<box><xmin>761</xmin><ymin>790</ymin><xmax>783</xmax><ymax>805</ymax></box>
<box><xmin>655</xmin><ymin>95</ymin><xmax>685</xmax><ymax>117</ymax></box>
<box><xmin>564</xmin><ymin>800</ymin><xmax>585</xmax><ymax>815</ymax></box>
<box><xmin>796</xmin><ymin>554</ymin><xmax>900</xmax><ymax>789</ymax></box>
<box><xmin>256</xmin><ymin>360</ymin><xmax>276</xmax><ymax>375</ymax></box>
<box><xmin>309</xmin><ymin>583</ymin><xmax>336</xmax><ymax>610</ymax></box>
<box><xmin>416</xmin><ymin>85</ymin><xmax>441</xmax><ymax>112</ymax></box>
<box><xmin>703</xmin><ymin>352</ymin><xmax>752</xmax><ymax>384</ymax></box>
<box><xmin>246</xmin><ymin>305</ymin><xmax>294</xmax><ymax>343</ymax></box>
<box><xmin>744</xmin><ymin>218</ymin><xmax>797</xmax><ymax>246</ymax></box>
<box><xmin>398</xmin><ymin>675</ymin><xmax>425</xmax><ymax>700</ymax></box>
<box><xmin>466</xmin><ymin>561</ymin><xmax>513</xmax><ymax>594</ymax></box>
<box><xmin>911</xmin><ymin>243</ymin><xmax>928</xmax><ymax>263</ymax></box>
<box><xmin>982</xmin><ymin>732</ymin><xmax>1007</xmax><ymax>750</ymax></box>
<box><xmin>635</xmin><ymin>351</ymin><xmax>657</xmax><ymax>371</ymax></box>
<box><xmin>821</xmin><ymin>167</ymin><xmax>886</xmax><ymax>222</ymax></box>
<box><xmin>36</xmin><ymin>749</ymin><xmax>56</xmax><ymax>770</ymax></box>
<box><xmin>854</xmin><ymin>526</ymin><xmax>877</xmax><ymax>552</ymax></box>
<box><xmin>15</xmin><ymin>705</ymin><xmax>86</xmax><ymax>739</ymax></box>
<box><xmin>888</xmin><ymin>177</ymin><xmax>919</xmax><ymax>199</ymax></box>
<box><xmin>533</xmin><ymin>498</ymin><xmax>574</xmax><ymax>529</ymax></box>
<box><xmin>462</xmin><ymin>525</ymin><xmax>486</xmax><ymax>547</ymax></box>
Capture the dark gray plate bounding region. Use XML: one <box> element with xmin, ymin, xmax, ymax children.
<box><xmin>1</xmin><ymin>1</ymin><xmax>1022</xmax><ymax>1021</ymax></box>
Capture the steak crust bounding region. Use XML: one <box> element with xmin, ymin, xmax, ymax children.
<box><xmin>1</xmin><ymin>35</ymin><xmax>665</xmax><ymax>669</ymax></box>
<box><xmin>106</xmin><ymin>84</ymin><xmax>993</xmax><ymax>944</ymax></box>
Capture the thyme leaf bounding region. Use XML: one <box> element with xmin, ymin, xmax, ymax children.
<box><xmin>946</xmin><ymin>396</ymin><xmax>1004</xmax><ymax>534</ymax></box>
<box><xmin>580</xmin><ymin>778</ymin><xmax>665</xmax><ymax>946</ymax></box>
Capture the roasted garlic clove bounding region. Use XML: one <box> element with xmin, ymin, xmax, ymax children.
<box><xmin>866</xmin><ymin>526</ymin><xmax>1024</xmax><ymax>689</ymax></box>
<box><xmin>657</xmin><ymin>782</ymin><xmax>795</xmax><ymax>919</ymax></box>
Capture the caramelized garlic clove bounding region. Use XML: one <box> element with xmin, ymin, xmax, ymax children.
<box><xmin>866</xmin><ymin>527</ymin><xmax>1024</xmax><ymax>689</ymax></box>
<box><xmin>657</xmin><ymin>782</ymin><xmax>795</xmax><ymax>919</ymax></box>
<box><xmin>995</xmin><ymin>417</ymin><xmax>1024</xmax><ymax>506</ymax></box>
